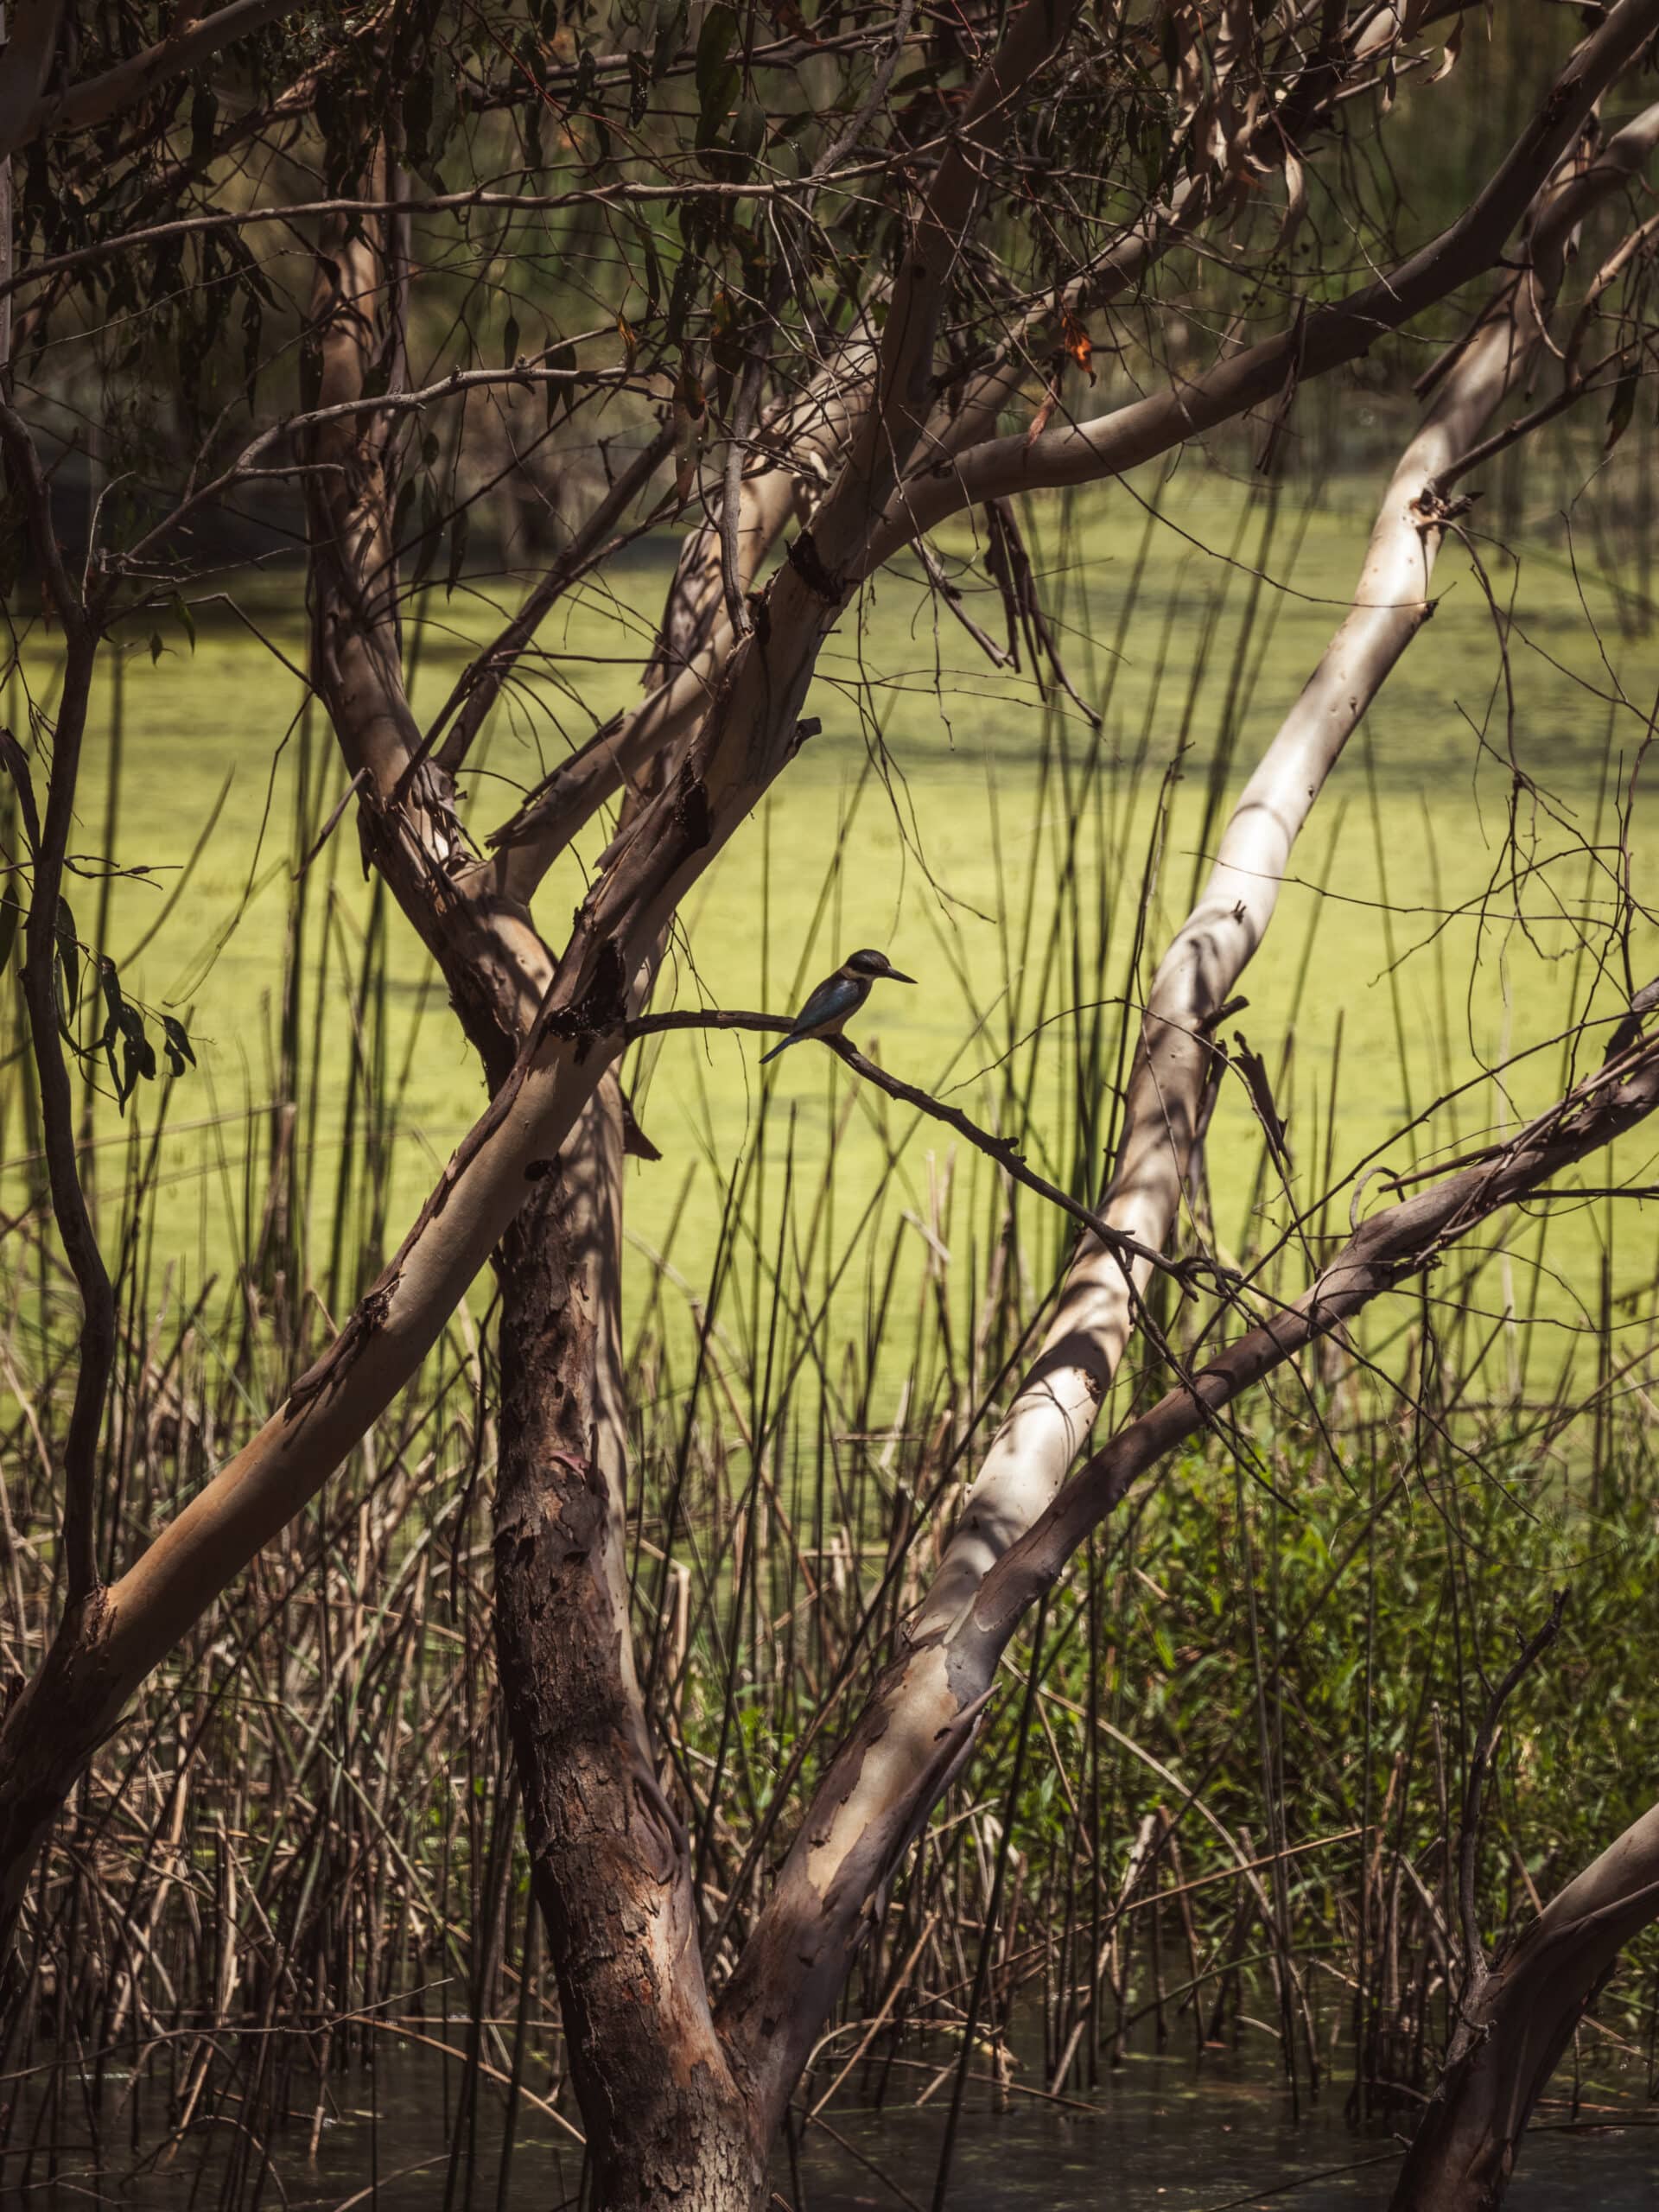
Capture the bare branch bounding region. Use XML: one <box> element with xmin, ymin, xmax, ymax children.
<box><xmin>720</xmin><ymin>1001</ymin><xmax>1659</xmax><ymax>2130</ymax></box>
<box><xmin>625</xmin><ymin>1007</ymin><xmax>1217</xmax><ymax>1287</ymax></box>
<box><xmin>866</xmin><ymin>0</ymin><xmax>1659</xmax><ymax>562</ymax></box>
<box><xmin>1456</xmin><ymin>1591</ymin><xmax>1567</xmax><ymax>1986</ymax></box>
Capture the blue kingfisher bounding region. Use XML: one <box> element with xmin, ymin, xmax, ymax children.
<box><xmin>760</xmin><ymin>948</ymin><xmax>915</xmax><ymax>1064</ymax></box>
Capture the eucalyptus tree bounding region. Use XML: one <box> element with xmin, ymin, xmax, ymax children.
<box><xmin>2</xmin><ymin>3</ymin><xmax>1658</xmax><ymax>2207</ymax></box>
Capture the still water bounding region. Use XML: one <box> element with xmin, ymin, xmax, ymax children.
<box><xmin>3</xmin><ymin>2037</ymin><xmax>1656</xmax><ymax>2210</ymax></box>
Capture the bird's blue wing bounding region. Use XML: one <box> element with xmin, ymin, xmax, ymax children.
<box><xmin>760</xmin><ymin>971</ymin><xmax>864</xmax><ymax>1064</ymax></box>
<box><xmin>794</xmin><ymin>972</ymin><xmax>864</xmax><ymax>1034</ymax></box>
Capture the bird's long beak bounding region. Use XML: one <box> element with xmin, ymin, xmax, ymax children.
<box><xmin>887</xmin><ymin>967</ymin><xmax>916</xmax><ymax>984</ymax></box>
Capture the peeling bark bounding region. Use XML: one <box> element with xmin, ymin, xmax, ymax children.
<box><xmin>493</xmin><ymin>1084</ymin><xmax>761</xmax><ymax>2211</ymax></box>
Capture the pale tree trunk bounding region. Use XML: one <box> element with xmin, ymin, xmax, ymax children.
<box><xmin>918</xmin><ymin>96</ymin><xmax>1659</xmax><ymax>1637</ymax></box>
<box><xmin>721</xmin><ymin>1025</ymin><xmax>1659</xmax><ymax>2136</ymax></box>
<box><xmin>718</xmin><ymin>65</ymin><xmax>1659</xmax><ymax>2147</ymax></box>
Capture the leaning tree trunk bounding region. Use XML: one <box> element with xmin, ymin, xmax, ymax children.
<box><xmin>1389</xmin><ymin>1802</ymin><xmax>1659</xmax><ymax>2211</ymax></box>
<box><xmin>493</xmin><ymin>1077</ymin><xmax>762</xmax><ymax>2210</ymax></box>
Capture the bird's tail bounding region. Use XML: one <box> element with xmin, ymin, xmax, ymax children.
<box><xmin>760</xmin><ymin>1032</ymin><xmax>801</xmax><ymax>1066</ymax></box>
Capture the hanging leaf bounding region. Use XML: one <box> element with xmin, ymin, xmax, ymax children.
<box><xmin>544</xmin><ymin>339</ymin><xmax>577</xmax><ymax>424</ymax></box>
<box><xmin>444</xmin><ymin>505</ymin><xmax>470</xmax><ymax>599</ymax></box>
<box><xmin>1276</xmin><ymin>146</ymin><xmax>1307</xmax><ymax>256</ymax></box>
<box><xmin>695</xmin><ymin>3</ymin><xmax>741</xmax><ymax>161</ymax></box>
<box><xmin>652</xmin><ymin>0</ymin><xmax>687</xmax><ymax>80</ymax></box>
<box><xmin>1231</xmin><ymin>1029</ymin><xmax>1293</xmax><ymax>1175</ymax></box>
<box><xmin>99</xmin><ymin>956</ymin><xmax>124</xmax><ymax>1027</ymax></box>
<box><xmin>162</xmin><ymin>1014</ymin><xmax>196</xmax><ymax>1077</ymax></box>
<box><xmin>1605</xmin><ymin>363</ymin><xmax>1639</xmax><ymax>455</ymax></box>
<box><xmin>111</xmin><ymin>1003</ymin><xmax>155</xmax><ymax>1112</ymax></box>
<box><xmin>410</xmin><ymin>481</ymin><xmax>445</xmax><ymax>590</ymax></box>
<box><xmin>695</xmin><ymin>3</ymin><xmax>738</xmax><ymax>114</ymax></box>
<box><xmin>1426</xmin><ymin>18</ymin><xmax>1463</xmax><ymax>84</ymax></box>
<box><xmin>640</xmin><ymin>225</ymin><xmax>664</xmax><ymax>317</ymax></box>
<box><xmin>730</xmin><ymin>94</ymin><xmax>766</xmax><ymax>168</ymax></box>
<box><xmin>628</xmin><ymin>48</ymin><xmax>652</xmax><ymax>124</ymax></box>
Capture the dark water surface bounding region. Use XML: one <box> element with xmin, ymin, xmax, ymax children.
<box><xmin>5</xmin><ymin>2041</ymin><xmax>1656</xmax><ymax>2210</ymax></box>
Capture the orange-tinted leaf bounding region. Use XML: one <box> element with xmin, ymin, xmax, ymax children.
<box><xmin>1027</xmin><ymin>375</ymin><xmax>1061</xmax><ymax>446</ymax></box>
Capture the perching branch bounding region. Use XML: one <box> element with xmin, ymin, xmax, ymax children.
<box><xmin>624</xmin><ymin>1006</ymin><xmax>1221</xmax><ymax>1291</ymax></box>
<box><xmin>720</xmin><ymin>998</ymin><xmax>1659</xmax><ymax>2134</ymax></box>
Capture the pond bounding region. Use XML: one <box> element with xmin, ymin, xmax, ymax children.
<box><xmin>6</xmin><ymin>2036</ymin><xmax>1655</xmax><ymax>2209</ymax></box>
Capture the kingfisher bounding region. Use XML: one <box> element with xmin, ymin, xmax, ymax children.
<box><xmin>760</xmin><ymin>948</ymin><xmax>915</xmax><ymax>1064</ymax></box>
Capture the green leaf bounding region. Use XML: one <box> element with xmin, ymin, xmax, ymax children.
<box><xmin>696</xmin><ymin>3</ymin><xmax>739</xmax><ymax>137</ymax></box>
<box><xmin>544</xmin><ymin>339</ymin><xmax>577</xmax><ymax>425</ymax></box>
<box><xmin>1605</xmin><ymin>364</ymin><xmax>1639</xmax><ymax>455</ymax></box>
<box><xmin>169</xmin><ymin>593</ymin><xmax>196</xmax><ymax>653</ymax></box>
<box><xmin>410</xmin><ymin>482</ymin><xmax>444</xmax><ymax>591</ymax></box>
<box><xmin>731</xmin><ymin>95</ymin><xmax>766</xmax><ymax>162</ymax></box>
<box><xmin>693</xmin><ymin>1</ymin><xmax>733</xmax><ymax>89</ymax></box>
<box><xmin>651</xmin><ymin>0</ymin><xmax>686</xmax><ymax>78</ymax></box>
<box><xmin>503</xmin><ymin>312</ymin><xmax>519</xmax><ymax>367</ymax></box>
<box><xmin>640</xmin><ymin>225</ymin><xmax>664</xmax><ymax>317</ymax></box>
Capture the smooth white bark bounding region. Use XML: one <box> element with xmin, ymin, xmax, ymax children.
<box><xmin>917</xmin><ymin>97</ymin><xmax>1659</xmax><ymax>1637</ymax></box>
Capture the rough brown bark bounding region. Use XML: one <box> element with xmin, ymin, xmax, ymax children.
<box><xmin>298</xmin><ymin>146</ymin><xmax>757</xmax><ymax>2207</ymax></box>
<box><xmin>492</xmin><ymin>1083</ymin><xmax>761</xmax><ymax>2211</ymax></box>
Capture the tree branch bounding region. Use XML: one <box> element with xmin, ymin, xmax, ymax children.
<box><xmin>1457</xmin><ymin>1590</ymin><xmax>1567</xmax><ymax>1989</ymax></box>
<box><xmin>624</xmin><ymin>1007</ymin><xmax>1217</xmax><ymax>1288</ymax></box>
<box><xmin>1</xmin><ymin>2</ymin><xmax>321</xmax><ymax>159</ymax></box>
<box><xmin>719</xmin><ymin>997</ymin><xmax>1659</xmax><ymax>2132</ymax></box>
<box><xmin>864</xmin><ymin>0</ymin><xmax>1659</xmax><ymax>565</ymax></box>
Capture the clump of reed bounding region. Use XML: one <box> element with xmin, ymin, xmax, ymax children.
<box><xmin>2</xmin><ymin>474</ymin><xmax>1656</xmax><ymax>2210</ymax></box>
